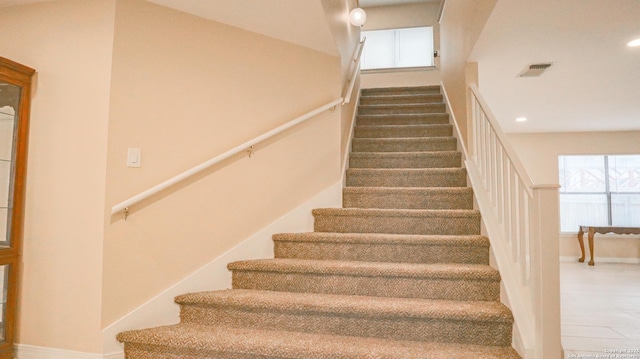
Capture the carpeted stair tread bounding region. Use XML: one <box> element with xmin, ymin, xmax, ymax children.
<box><xmin>176</xmin><ymin>289</ymin><xmax>511</xmax><ymax>322</ymax></box>
<box><xmin>362</xmin><ymin>85</ymin><xmax>442</xmax><ymax>95</ymax></box>
<box><xmin>343</xmin><ymin>186</ymin><xmax>473</xmax><ymax>209</ymax></box>
<box><xmin>273</xmin><ymin>232</ymin><xmax>488</xmax><ymax>264</ymax></box>
<box><xmin>346</xmin><ymin>168</ymin><xmax>468</xmax><ymax>187</ymax></box>
<box><xmin>312</xmin><ymin>207</ymin><xmax>481</xmax><ymax>235</ymax></box>
<box><xmin>273</xmin><ymin>232</ymin><xmax>488</xmax><ymax>246</ymax></box>
<box><xmin>359</xmin><ymin>93</ymin><xmax>443</xmax><ymax>105</ymax></box>
<box><xmin>230</xmin><ymin>258</ymin><xmax>499</xmax><ymax>301</ymax></box>
<box><xmin>358</xmin><ymin>103</ymin><xmax>446</xmax><ymax>115</ymax></box>
<box><xmin>351</xmin><ymin>137</ymin><xmax>457</xmax><ymax>152</ymax></box>
<box><xmin>117</xmin><ymin>324</ymin><xmax>521</xmax><ymax>359</ymax></box>
<box><xmin>312</xmin><ymin>207</ymin><xmax>479</xmax><ymax>218</ymax></box>
<box><xmin>228</xmin><ymin>258</ymin><xmax>499</xmax><ymax>281</ymax></box>
<box><xmin>349</xmin><ymin>151</ymin><xmax>461</xmax><ymax>169</ymax></box>
<box><xmin>354</xmin><ymin>123</ymin><xmax>453</xmax><ymax>138</ymax></box>
<box><xmin>356</xmin><ymin>113</ymin><xmax>450</xmax><ymax>126</ymax></box>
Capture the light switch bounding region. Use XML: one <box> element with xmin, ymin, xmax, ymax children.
<box><xmin>127</xmin><ymin>148</ymin><xmax>141</xmax><ymax>168</ymax></box>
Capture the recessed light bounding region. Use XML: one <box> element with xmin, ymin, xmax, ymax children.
<box><xmin>628</xmin><ymin>38</ymin><xmax>640</xmax><ymax>47</ymax></box>
<box><xmin>516</xmin><ymin>117</ymin><xmax>527</xmax><ymax>122</ymax></box>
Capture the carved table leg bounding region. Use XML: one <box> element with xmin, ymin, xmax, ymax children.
<box><xmin>577</xmin><ymin>227</ymin><xmax>585</xmax><ymax>263</ymax></box>
<box><xmin>588</xmin><ymin>227</ymin><xmax>596</xmax><ymax>266</ymax></box>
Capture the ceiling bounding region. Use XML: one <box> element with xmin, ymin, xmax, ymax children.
<box><xmin>469</xmin><ymin>0</ymin><xmax>640</xmax><ymax>133</ymax></box>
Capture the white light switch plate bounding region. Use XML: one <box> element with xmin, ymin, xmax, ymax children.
<box><xmin>127</xmin><ymin>148</ymin><xmax>141</xmax><ymax>168</ymax></box>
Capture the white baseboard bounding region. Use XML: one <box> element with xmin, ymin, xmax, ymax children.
<box><xmin>15</xmin><ymin>345</ymin><xmax>123</xmax><ymax>359</ymax></box>
<box><xmin>101</xmin><ymin>180</ymin><xmax>343</xmax><ymax>354</ymax></box>
<box><xmin>560</xmin><ymin>256</ymin><xmax>640</xmax><ymax>264</ymax></box>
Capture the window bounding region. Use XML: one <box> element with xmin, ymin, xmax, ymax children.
<box><xmin>361</xmin><ymin>26</ymin><xmax>434</xmax><ymax>70</ymax></box>
<box><xmin>558</xmin><ymin>155</ymin><xmax>640</xmax><ymax>232</ymax></box>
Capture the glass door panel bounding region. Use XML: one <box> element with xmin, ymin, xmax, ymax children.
<box><xmin>0</xmin><ymin>56</ymin><xmax>35</xmax><ymax>359</ymax></box>
<box><xmin>0</xmin><ymin>87</ymin><xmax>19</xmax><ymax>249</ymax></box>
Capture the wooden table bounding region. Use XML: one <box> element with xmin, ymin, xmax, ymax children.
<box><xmin>577</xmin><ymin>226</ymin><xmax>640</xmax><ymax>266</ymax></box>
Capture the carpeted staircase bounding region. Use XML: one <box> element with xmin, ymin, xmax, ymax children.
<box><xmin>117</xmin><ymin>86</ymin><xmax>522</xmax><ymax>359</ymax></box>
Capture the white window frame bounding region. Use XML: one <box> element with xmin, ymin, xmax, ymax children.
<box><xmin>361</xmin><ymin>26</ymin><xmax>435</xmax><ymax>71</ymax></box>
<box><xmin>558</xmin><ymin>154</ymin><xmax>640</xmax><ymax>232</ymax></box>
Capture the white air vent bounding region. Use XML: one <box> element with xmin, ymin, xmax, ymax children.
<box><xmin>518</xmin><ymin>63</ymin><xmax>552</xmax><ymax>77</ymax></box>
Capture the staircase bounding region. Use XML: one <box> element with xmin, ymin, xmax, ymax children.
<box><xmin>117</xmin><ymin>86</ymin><xmax>522</xmax><ymax>359</ymax></box>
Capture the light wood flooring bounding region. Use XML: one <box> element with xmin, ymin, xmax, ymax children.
<box><xmin>561</xmin><ymin>261</ymin><xmax>640</xmax><ymax>358</ymax></box>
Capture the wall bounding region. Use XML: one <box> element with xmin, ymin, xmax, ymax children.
<box><xmin>320</xmin><ymin>0</ymin><xmax>361</xmax><ymax>167</ymax></box>
<box><xmin>509</xmin><ymin>131</ymin><xmax>640</xmax><ymax>260</ymax></box>
<box><xmin>439</xmin><ymin>0</ymin><xmax>497</xmax><ymax>145</ymax></box>
<box><xmin>360</xmin><ymin>2</ymin><xmax>442</xmax><ymax>89</ymax></box>
<box><xmin>101</xmin><ymin>0</ymin><xmax>342</xmax><ymax>327</ymax></box>
<box><xmin>0</xmin><ymin>0</ymin><xmax>115</xmax><ymax>353</ymax></box>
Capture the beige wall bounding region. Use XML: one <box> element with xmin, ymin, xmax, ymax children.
<box><xmin>101</xmin><ymin>0</ymin><xmax>342</xmax><ymax>327</ymax></box>
<box><xmin>0</xmin><ymin>0</ymin><xmax>115</xmax><ymax>352</ymax></box>
<box><xmin>320</xmin><ymin>0</ymin><xmax>361</xmax><ymax>166</ymax></box>
<box><xmin>439</xmin><ymin>0</ymin><xmax>497</xmax><ymax>145</ymax></box>
<box><xmin>509</xmin><ymin>131</ymin><xmax>640</xmax><ymax>259</ymax></box>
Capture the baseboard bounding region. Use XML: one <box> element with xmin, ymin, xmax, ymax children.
<box><xmin>15</xmin><ymin>345</ymin><xmax>123</xmax><ymax>359</ymax></box>
<box><xmin>560</xmin><ymin>256</ymin><xmax>640</xmax><ymax>264</ymax></box>
<box><xmin>101</xmin><ymin>180</ymin><xmax>343</xmax><ymax>354</ymax></box>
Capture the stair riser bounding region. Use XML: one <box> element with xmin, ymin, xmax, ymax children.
<box><xmin>274</xmin><ymin>241</ymin><xmax>489</xmax><ymax>264</ymax></box>
<box><xmin>231</xmin><ymin>271</ymin><xmax>499</xmax><ymax>301</ymax></box>
<box><xmin>124</xmin><ymin>344</ymin><xmax>268</xmax><ymax>359</ymax></box>
<box><xmin>354</xmin><ymin>125</ymin><xmax>452</xmax><ymax>138</ymax></box>
<box><xmin>349</xmin><ymin>153</ymin><xmax>461</xmax><ymax>169</ymax></box>
<box><xmin>180</xmin><ymin>306</ymin><xmax>511</xmax><ymax>347</ymax></box>
<box><xmin>358</xmin><ymin>104</ymin><xmax>446</xmax><ymax>115</ymax></box>
<box><xmin>360</xmin><ymin>95</ymin><xmax>443</xmax><ymax>105</ymax></box>
<box><xmin>346</xmin><ymin>169</ymin><xmax>467</xmax><ymax>188</ymax></box>
<box><xmin>362</xmin><ymin>87</ymin><xmax>441</xmax><ymax>96</ymax></box>
<box><xmin>343</xmin><ymin>190</ymin><xmax>473</xmax><ymax>209</ymax></box>
<box><xmin>351</xmin><ymin>138</ymin><xmax>457</xmax><ymax>152</ymax></box>
<box><xmin>357</xmin><ymin>114</ymin><xmax>449</xmax><ymax>126</ymax></box>
<box><xmin>313</xmin><ymin>213</ymin><xmax>480</xmax><ymax>235</ymax></box>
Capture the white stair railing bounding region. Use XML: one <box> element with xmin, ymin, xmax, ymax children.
<box><xmin>464</xmin><ymin>84</ymin><xmax>562</xmax><ymax>359</ymax></box>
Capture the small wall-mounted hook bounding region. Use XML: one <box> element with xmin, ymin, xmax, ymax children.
<box><xmin>247</xmin><ymin>145</ymin><xmax>254</xmax><ymax>158</ymax></box>
<box><xmin>123</xmin><ymin>207</ymin><xmax>130</xmax><ymax>221</ymax></box>
<box><xmin>330</xmin><ymin>105</ymin><xmax>337</xmax><ymax>113</ymax></box>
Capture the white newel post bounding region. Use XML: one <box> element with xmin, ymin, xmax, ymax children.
<box><xmin>530</xmin><ymin>185</ymin><xmax>563</xmax><ymax>359</ymax></box>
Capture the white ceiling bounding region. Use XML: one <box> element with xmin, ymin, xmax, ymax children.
<box><xmin>469</xmin><ymin>0</ymin><xmax>640</xmax><ymax>133</ymax></box>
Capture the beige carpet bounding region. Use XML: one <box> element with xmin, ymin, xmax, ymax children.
<box><xmin>117</xmin><ymin>86</ymin><xmax>522</xmax><ymax>358</ymax></box>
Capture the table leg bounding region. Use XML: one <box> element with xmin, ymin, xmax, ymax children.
<box><xmin>577</xmin><ymin>227</ymin><xmax>585</xmax><ymax>263</ymax></box>
<box><xmin>588</xmin><ymin>227</ymin><xmax>595</xmax><ymax>266</ymax></box>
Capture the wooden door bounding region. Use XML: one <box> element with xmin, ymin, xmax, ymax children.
<box><xmin>0</xmin><ymin>56</ymin><xmax>35</xmax><ymax>359</ymax></box>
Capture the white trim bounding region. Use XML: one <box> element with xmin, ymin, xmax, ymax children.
<box><xmin>341</xmin><ymin>88</ymin><xmax>361</xmax><ymax>184</ymax></box>
<box><xmin>102</xmin><ymin>180</ymin><xmax>343</xmax><ymax>354</ymax></box>
<box><xmin>15</xmin><ymin>345</ymin><xmax>123</xmax><ymax>359</ymax></box>
<box><xmin>560</xmin><ymin>256</ymin><xmax>640</xmax><ymax>264</ymax></box>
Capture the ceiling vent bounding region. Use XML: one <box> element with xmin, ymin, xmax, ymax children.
<box><xmin>518</xmin><ymin>63</ymin><xmax>552</xmax><ymax>77</ymax></box>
